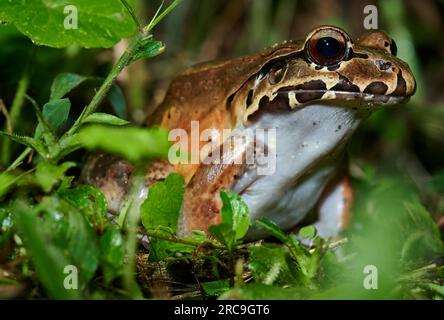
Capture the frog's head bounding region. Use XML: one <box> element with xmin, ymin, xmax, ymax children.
<box><xmin>242</xmin><ymin>26</ymin><xmax>416</xmax><ymax>122</ymax></box>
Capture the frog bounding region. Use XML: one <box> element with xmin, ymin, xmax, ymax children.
<box><xmin>82</xmin><ymin>26</ymin><xmax>416</xmax><ymax>240</ymax></box>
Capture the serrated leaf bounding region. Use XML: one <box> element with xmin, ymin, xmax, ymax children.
<box><xmin>0</xmin><ymin>0</ymin><xmax>138</xmax><ymax>48</ymax></box>
<box><xmin>50</xmin><ymin>73</ymin><xmax>88</xmax><ymax>100</ymax></box>
<box><xmin>0</xmin><ymin>131</ymin><xmax>44</xmax><ymax>153</ymax></box>
<box><xmin>83</xmin><ymin>113</ymin><xmax>129</xmax><ymax>126</ymax></box>
<box><xmin>299</xmin><ymin>225</ymin><xmax>317</xmax><ymax>239</ymax></box>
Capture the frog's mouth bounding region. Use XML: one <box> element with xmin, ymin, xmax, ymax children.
<box><xmin>274</xmin><ymin>88</ymin><xmax>410</xmax><ymax>109</ymax></box>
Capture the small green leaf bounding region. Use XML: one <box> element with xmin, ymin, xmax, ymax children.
<box><xmin>83</xmin><ymin>113</ymin><xmax>129</xmax><ymax>126</ymax></box>
<box><xmin>100</xmin><ymin>225</ymin><xmax>124</xmax><ymax>284</ymax></box>
<box><xmin>35</xmin><ymin>161</ymin><xmax>76</xmax><ymax>193</ymax></box>
<box><xmin>35</xmin><ymin>99</ymin><xmax>71</xmax><ymax>138</ymax></box>
<box><xmin>201</xmin><ymin>279</ymin><xmax>230</xmax><ymax>296</ymax></box>
<box><xmin>299</xmin><ymin>225</ymin><xmax>317</xmax><ymax>239</ymax></box>
<box><xmin>248</xmin><ymin>244</ymin><xmax>299</xmax><ymax>285</ymax></box>
<box><xmin>75</xmin><ymin>125</ymin><xmax>170</xmax><ymax>163</ymax></box>
<box><xmin>50</xmin><ymin>73</ymin><xmax>87</xmax><ymax>100</ymax></box>
<box><xmin>59</xmin><ymin>185</ymin><xmax>108</xmax><ymax>232</ymax></box>
<box><xmin>141</xmin><ymin>173</ymin><xmax>185</xmax><ymax>233</ymax></box>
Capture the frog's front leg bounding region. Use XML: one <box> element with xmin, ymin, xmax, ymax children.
<box><xmin>312</xmin><ymin>175</ymin><xmax>353</xmax><ymax>239</ymax></box>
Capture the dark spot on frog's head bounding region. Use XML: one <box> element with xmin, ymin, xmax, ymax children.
<box><xmin>391</xmin><ymin>71</ymin><xmax>407</xmax><ymax>96</ymax></box>
<box><xmin>384</xmin><ymin>41</ymin><xmax>390</xmax><ymax>48</ymax></box>
<box><xmin>364</xmin><ymin>81</ymin><xmax>388</xmax><ymax>95</ymax></box>
<box><xmin>330</xmin><ymin>75</ymin><xmax>360</xmax><ymax>93</ymax></box>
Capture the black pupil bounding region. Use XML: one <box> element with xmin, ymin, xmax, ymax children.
<box><xmin>390</xmin><ymin>40</ymin><xmax>398</xmax><ymax>56</ymax></box>
<box><xmin>316</xmin><ymin>37</ymin><xmax>341</xmax><ymax>58</ymax></box>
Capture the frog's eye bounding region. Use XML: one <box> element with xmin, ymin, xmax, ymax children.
<box><xmin>305</xmin><ymin>27</ymin><xmax>351</xmax><ymax>67</ymax></box>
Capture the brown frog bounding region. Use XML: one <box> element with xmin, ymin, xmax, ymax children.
<box><xmin>82</xmin><ymin>26</ymin><xmax>416</xmax><ymax>239</ymax></box>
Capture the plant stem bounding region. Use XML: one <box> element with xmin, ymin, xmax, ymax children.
<box><xmin>65</xmin><ymin>33</ymin><xmax>143</xmax><ymax>137</ymax></box>
<box><xmin>123</xmin><ymin>169</ymin><xmax>144</xmax><ymax>299</ymax></box>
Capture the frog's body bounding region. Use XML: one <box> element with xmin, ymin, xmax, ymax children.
<box><xmin>83</xmin><ymin>26</ymin><xmax>416</xmax><ymax>239</ymax></box>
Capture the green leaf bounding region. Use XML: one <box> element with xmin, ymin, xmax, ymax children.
<box><xmin>62</xmin><ymin>204</ymin><xmax>100</xmax><ymax>286</ymax></box>
<box><xmin>201</xmin><ymin>279</ymin><xmax>230</xmax><ymax>296</ymax></box>
<box><xmin>59</xmin><ymin>185</ymin><xmax>108</xmax><ymax>232</ymax></box>
<box><xmin>100</xmin><ymin>225</ymin><xmax>124</xmax><ymax>284</ymax></box>
<box><xmin>35</xmin><ymin>160</ymin><xmax>76</xmax><ymax>193</ymax></box>
<box><xmin>83</xmin><ymin>113</ymin><xmax>129</xmax><ymax>126</ymax></box>
<box><xmin>254</xmin><ymin>217</ymin><xmax>288</xmax><ymax>243</ymax></box>
<box><xmin>141</xmin><ymin>173</ymin><xmax>186</xmax><ymax>261</ymax></box>
<box><xmin>35</xmin><ymin>98</ymin><xmax>71</xmax><ymax>138</ymax></box>
<box><xmin>109</xmin><ymin>84</ymin><xmax>127</xmax><ymax>119</ymax></box>
<box><xmin>219</xmin><ymin>190</ymin><xmax>250</xmax><ymax>240</ymax></box>
<box><xmin>50</xmin><ymin>73</ymin><xmax>87</xmax><ymax>100</ymax></box>
<box><xmin>299</xmin><ymin>225</ymin><xmax>317</xmax><ymax>239</ymax></box>
<box><xmin>0</xmin><ymin>0</ymin><xmax>138</xmax><ymax>48</ymax></box>
<box><xmin>130</xmin><ymin>38</ymin><xmax>165</xmax><ymax>63</ymax></box>
<box><xmin>141</xmin><ymin>173</ymin><xmax>185</xmax><ymax>233</ymax></box>
<box><xmin>13</xmin><ymin>200</ymin><xmax>80</xmax><ymax>299</ymax></box>
<box><xmin>0</xmin><ymin>131</ymin><xmax>44</xmax><ymax>153</ymax></box>
<box><xmin>208</xmin><ymin>223</ymin><xmax>236</xmax><ymax>251</ymax></box>
<box><xmin>75</xmin><ymin>125</ymin><xmax>170</xmax><ymax>163</ymax></box>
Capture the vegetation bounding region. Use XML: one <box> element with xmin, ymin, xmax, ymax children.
<box><xmin>0</xmin><ymin>0</ymin><xmax>443</xmax><ymax>299</ymax></box>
